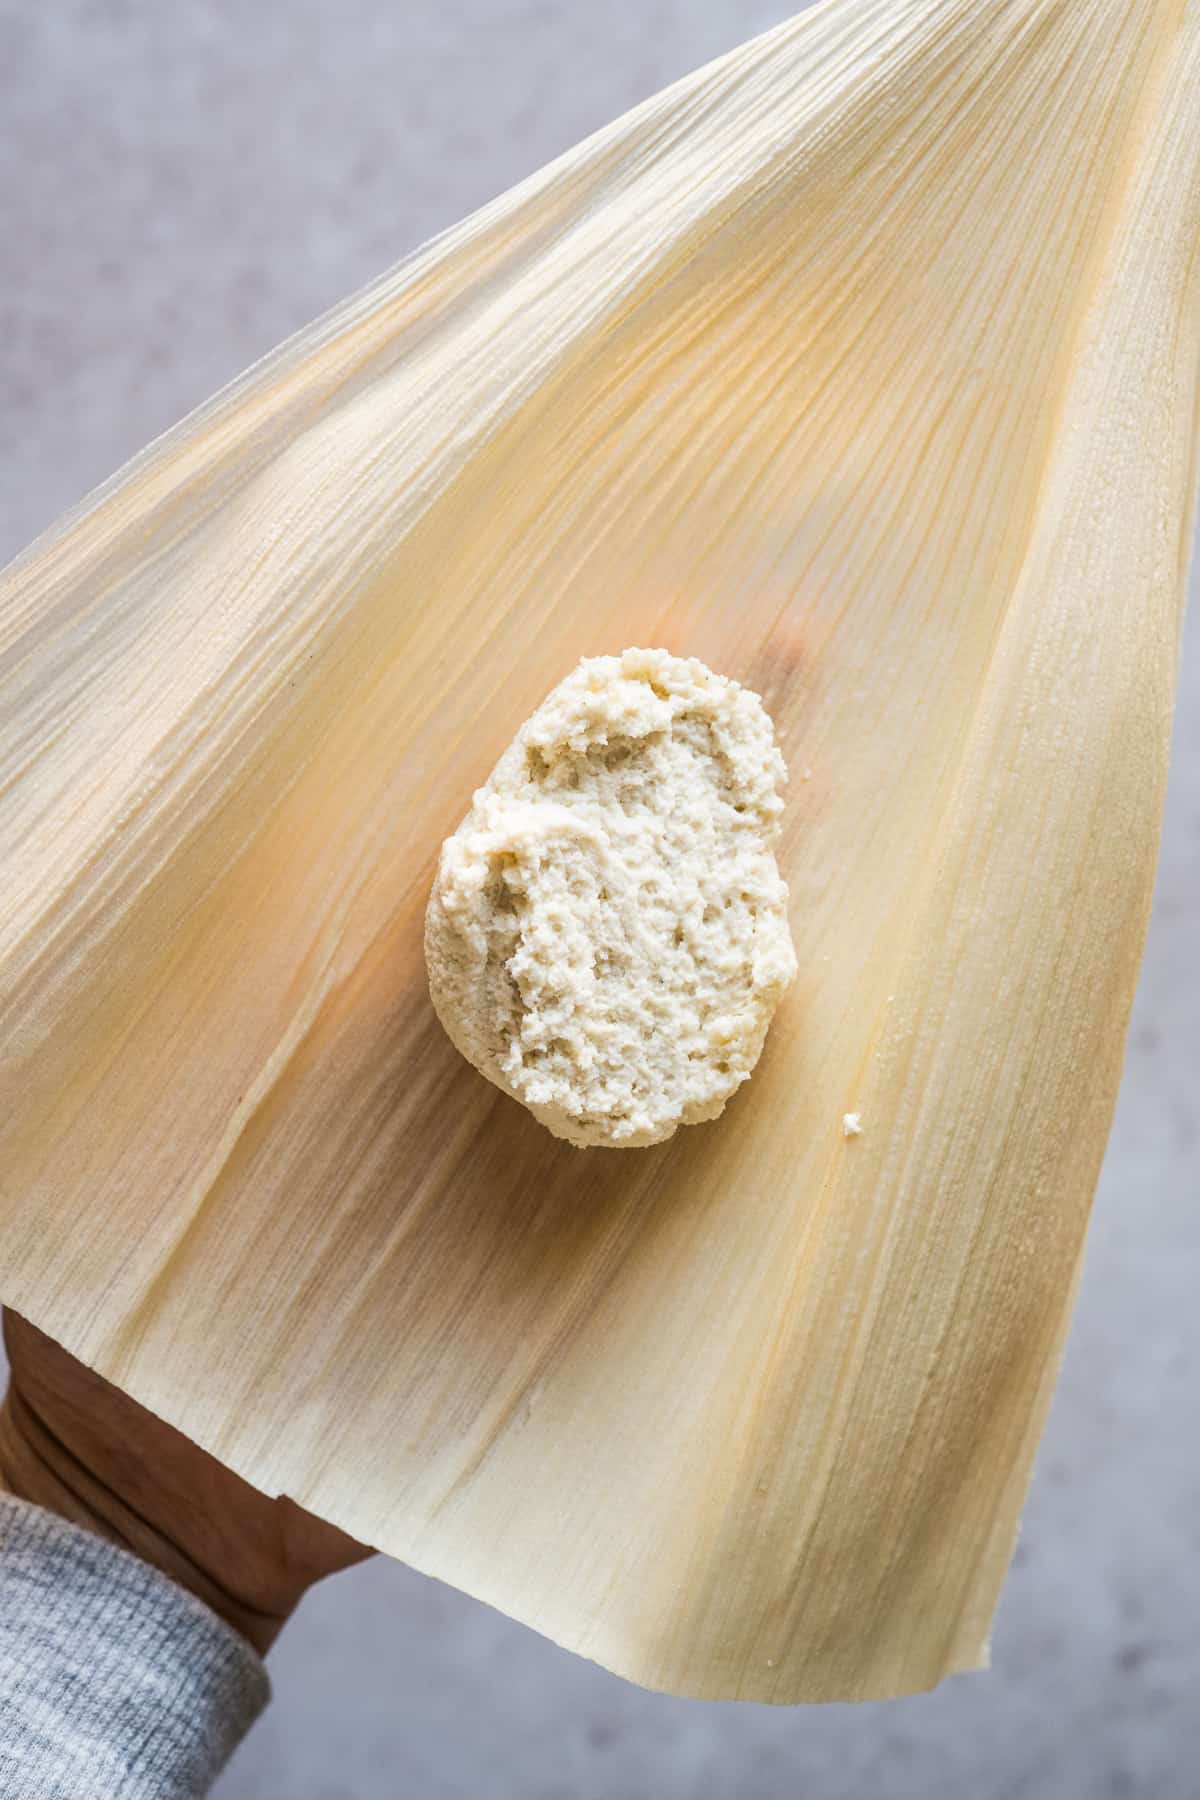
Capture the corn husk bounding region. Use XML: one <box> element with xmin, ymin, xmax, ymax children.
<box><xmin>2</xmin><ymin>0</ymin><xmax>1198</xmax><ymax>1703</ymax></box>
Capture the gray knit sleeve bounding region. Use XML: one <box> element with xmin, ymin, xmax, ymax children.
<box><xmin>0</xmin><ymin>1493</ymin><xmax>270</xmax><ymax>1798</ymax></box>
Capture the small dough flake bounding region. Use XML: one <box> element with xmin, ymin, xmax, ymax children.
<box><xmin>843</xmin><ymin>1112</ymin><xmax>863</xmax><ymax>1137</ymax></box>
<box><xmin>425</xmin><ymin>648</ymin><xmax>798</xmax><ymax>1148</ymax></box>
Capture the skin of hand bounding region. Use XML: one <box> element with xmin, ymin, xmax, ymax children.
<box><xmin>0</xmin><ymin>1311</ymin><xmax>372</xmax><ymax>1653</ymax></box>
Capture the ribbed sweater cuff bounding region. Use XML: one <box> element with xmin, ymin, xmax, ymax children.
<box><xmin>0</xmin><ymin>1493</ymin><xmax>269</xmax><ymax>1798</ymax></box>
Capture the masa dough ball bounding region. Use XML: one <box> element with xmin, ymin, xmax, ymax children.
<box><xmin>425</xmin><ymin>648</ymin><xmax>797</xmax><ymax>1147</ymax></box>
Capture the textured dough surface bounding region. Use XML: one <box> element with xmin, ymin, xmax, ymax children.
<box><xmin>425</xmin><ymin>649</ymin><xmax>797</xmax><ymax>1147</ymax></box>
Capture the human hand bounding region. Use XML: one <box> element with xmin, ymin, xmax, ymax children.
<box><xmin>0</xmin><ymin>1310</ymin><xmax>372</xmax><ymax>1653</ymax></box>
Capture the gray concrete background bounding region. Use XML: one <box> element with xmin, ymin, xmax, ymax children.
<box><xmin>2</xmin><ymin>3</ymin><xmax>1197</xmax><ymax>1796</ymax></box>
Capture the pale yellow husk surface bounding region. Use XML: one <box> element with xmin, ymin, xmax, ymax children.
<box><xmin>2</xmin><ymin>0</ymin><xmax>1199</xmax><ymax>1702</ymax></box>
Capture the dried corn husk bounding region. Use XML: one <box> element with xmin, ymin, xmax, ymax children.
<box><xmin>2</xmin><ymin>0</ymin><xmax>1199</xmax><ymax>1703</ymax></box>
